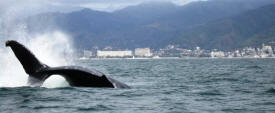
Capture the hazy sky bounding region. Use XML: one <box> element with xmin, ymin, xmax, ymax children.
<box><xmin>0</xmin><ymin>0</ymin><xmax>205</xmax><ymax>14</ymax></box>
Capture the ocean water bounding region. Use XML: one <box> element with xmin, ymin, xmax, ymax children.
<box><xmin>0</xmin><ymin>59</ymin><xmax>275</xmax><ymax>113</ymax></box>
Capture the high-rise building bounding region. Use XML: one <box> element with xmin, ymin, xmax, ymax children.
<box><xmin>135</xmin><ymin>48</ymin><xmax>152</xmax><ymax>57</ymax></box>
<box><xmin>97</xmin><ymin>50</ymin><xmax>132</xmax><ymax>57</ymax></box>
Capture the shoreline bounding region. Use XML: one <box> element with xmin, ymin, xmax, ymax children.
<box><xmin>78</xmin><ymin>57</ymin><xmax>275</xmax><ymax>60</ymax></box>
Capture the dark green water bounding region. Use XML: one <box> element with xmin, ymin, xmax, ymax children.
<box><xmin>1</xmin><ymin>59</ymin><xmax>275</xmax><ymax>113</ymax></box>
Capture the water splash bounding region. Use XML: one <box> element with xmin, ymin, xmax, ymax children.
<box><xmin>0</xmin><ymin>31</ymin><xmax>74</xmax><ymax>88</ymax></box>
<box><xmin>0</xmin><ymin>1</ymin><xmax>74</xmax><ymax>88</ymax></box>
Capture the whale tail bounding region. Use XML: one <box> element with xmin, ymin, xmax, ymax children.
<box><xmin>6</xmin><ymin>40</ymin><xmax>50</xmax><ymax>86</ymax></box>
<box><xmin>6</xmin><ymin>40</ymin><xmax>131</xmax><ymax>88</ymax></box>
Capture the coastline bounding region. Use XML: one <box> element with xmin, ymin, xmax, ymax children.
<box><xmin>78</xmin><ymin>57</ymin><xmax>275</xmax><ymax>60</ymax></box>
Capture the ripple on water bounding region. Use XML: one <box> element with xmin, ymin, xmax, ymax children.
<box><xmin>266</xmin><ymin>88</ymin><xmax>275</xmax><ymax>94</ymax></box>
<box><xmin>33</xmin><ymin>105</ymin><xmax>61</xmax><ymax>110</ymax></box>
<box><xmin>196</xmin><ymin>89</ymin><xmax>225</xmax><ymax>96</ymax></box>
<box><xmin>77</xmin><ymin>104</ymin><xmax>113</xmax><ymax>111</ymax></box>
<box><xmin>1</xmin><ymin>59</ymin><xmax>275</xmax><ymax>113</ymax></box>
<box><xmin>246</xmin><ymin>65</ymin><xmax>262</xmax><ymax>69</ymax></box>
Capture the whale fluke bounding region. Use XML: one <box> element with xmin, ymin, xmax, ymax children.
<box><xmin>6</xmin><ymin>40</ymin><xmax>50</xmax><ymax>86</ymax></box>
<box><xmin>6</xmin><ymin>40</ymin><xmax>48</xmax><ymax>74</ymax></box>
<box><xmin>6</xmin><ymin>40</ymin><xmax>130</xmax><ymax>88</ymax></box>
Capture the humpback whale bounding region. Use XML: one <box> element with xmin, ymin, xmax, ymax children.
<box><xmin>6</xmin><ymin>40</ymin><xmax>130</xmax><ymax>88</ymax></box>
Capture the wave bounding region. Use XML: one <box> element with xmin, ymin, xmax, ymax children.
<box><xmin>246</xmin><ymin>65</ymin><xmax>262</xmax><ymax>69</ymax></box>
<box><xmin>266</xmin><ymin>88</ymin><xmax>275</xmax><ymax>93</ymax></box>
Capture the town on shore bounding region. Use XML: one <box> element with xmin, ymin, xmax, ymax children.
<box><xmin>78</xmin><ymin>44</ymin><xmax>274</xmax><ymax>59</ymax></box>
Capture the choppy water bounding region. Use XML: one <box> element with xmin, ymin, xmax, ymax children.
<box><xmin>1</xmin><ymin>59</ymin><xmax>275</xmax><ymax>113</ymax></box>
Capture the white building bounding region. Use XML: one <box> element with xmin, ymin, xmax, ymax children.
<box><xmin>242</xmin><ymin>47</ymin><xmax>258</xmax><ymax>58</ymax></box>
<box><xmin>195</xmin><ymin>46</ymin><xmax>200</xmax><ymax>51</ymax></box>
<box><xmin>234</xmin><ymin>50</ymin><xmax>242</xmax><ymax>57</ymax></box>
<box><xmin>97</xmin><ymin>50</ymin><xmax>132</xmax><ymax>57</ymax></box>
<box><xmin>211</xmin><ymin>51</ymin><xmax>225</xmax><ymax>58</ymax></box>
<box><xmin>135</xmin><ymin>48</ymin><xmax>152</xmax><ymax>57</ymax></box>
<box><xmin>260</xmin><ymin>44</ymin><xmax>273</xmax><ymax>57</ymax></box>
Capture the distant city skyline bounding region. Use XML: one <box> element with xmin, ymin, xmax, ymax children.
<box><xmin>80</xmin><ymin>43</ymin><xmax>275</xmax><ymax>59</ymax></box>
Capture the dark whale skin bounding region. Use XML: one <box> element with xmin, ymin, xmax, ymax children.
<box><xmin>6</xmin><ymin>40</ymin><xmax>130</xmax><ymax>88</ymax></box>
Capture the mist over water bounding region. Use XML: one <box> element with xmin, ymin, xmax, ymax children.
<box><xmin>0</xmin><ymin>31</ymin><xmax>74</xmax><ymax>88</ymax></box>
<box><xmin>0</xmin><ymin>2</ymin><xmax>74</xmax><ymax>88</ymax></box>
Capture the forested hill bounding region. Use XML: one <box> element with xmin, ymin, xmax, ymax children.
<box><xmin>25</xmin><ymin>0</ymin><xmax>275</xmax><ymax>50</ymax></box>
<box><xmin>170</xmin><ymin>4</ymin><xmax>275</xmax><ymax>50</ymax></box>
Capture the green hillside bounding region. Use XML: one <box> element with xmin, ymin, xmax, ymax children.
<box><xmin>170</xmin><ymin>4</ymin><xmax>275</xmax><ymax>50</ymax></box>
<box><xmin>24</xmin><ymin>1</ymin><xmax>275</xmax><ymax>50</ymax></box>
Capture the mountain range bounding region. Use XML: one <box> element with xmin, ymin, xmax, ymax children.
<box><xmin>170</xmin><ymin>4</ymin><xmax>275</xmax><ymax>50</ymax></box>
<box><xmin>25</xmin><ymin>0</ymin><xmax>275</xmax><ymax>50</ymax></box>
